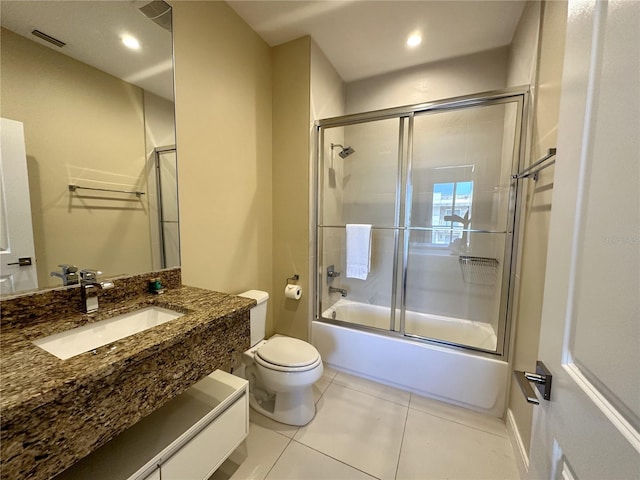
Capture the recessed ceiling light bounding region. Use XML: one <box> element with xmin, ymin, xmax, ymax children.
<box><xmin>121</xmin><ymin>35</ymin><xmax>140</xmax><ymax>50</ymax></box>
<box><xmin>407</xmin><ymin>33</ymin><xmax>422</xmax><ymax>48</ymax></box>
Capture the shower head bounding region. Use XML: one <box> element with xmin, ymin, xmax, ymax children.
<box><xmin>339</xmin><ymin>146</ymin><xmax>355</xmax><ymax>158</ymax></box>
<box><xmin>331</xmin><ymin>143</ymin><xmax>355</xmax><ymax>158</ymax></box>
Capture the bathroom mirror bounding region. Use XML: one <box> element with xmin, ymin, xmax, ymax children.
<box><xmin>0</xmin><ymin>1</ymin><xmax>178</xmax><ymax>294</ymax></box>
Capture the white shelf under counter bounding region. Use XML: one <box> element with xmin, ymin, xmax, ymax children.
<box><xmin>55</xmin><ymin>370</ymin><xmax>249</xmax><ymax>480</ymax></box>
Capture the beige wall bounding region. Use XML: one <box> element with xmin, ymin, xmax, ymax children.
<box><xmin>507</xmin><ymin>1</ymin><xmax>542</xmax><ymax>88</ymax></box>
<box><xmin>311</xmin><ymin>41</ymin><xmax>346</xmax><ymax>322</ymax></box>
<box><xmin>271</xmin><ymin>37</ymin><xmax>311</xmax><ymax>340</ymax></box>
<box><xmin>310</xmin><ymin>41</ymin><xmax>346</xmax><ymax>123</ymax></box>
<box><xmin>346</xmin><ymin>47</ymin><xmax>508</xmax><ymax>114</ymax></box>
<box><xmin>1</xmin><ymin>28</ymin><xmax>153</xmax><ymax>288</ymax></box>
<box><xmin>507</xmin><ymin>0</ymin><xmax>567</xmax><ymax>461</ymax></box>
<box><xmin>171</xmin><ymin>1</ymin><xmax>273</xmax><ymax>331</ymax></box>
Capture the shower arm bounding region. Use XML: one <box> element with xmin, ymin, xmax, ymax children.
<box><xmin>331</xmin><ymin>143</ymin><xmax>355</xmax><ymax>159</ymax></box>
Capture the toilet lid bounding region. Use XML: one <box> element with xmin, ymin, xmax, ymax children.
<box><xmin>256</xmin><ymin>337</ymin><xmax>320</xmax><ymax>368</ymax></box>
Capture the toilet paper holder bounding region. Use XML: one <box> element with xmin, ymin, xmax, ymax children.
<box><xmin>285</xmin><ymin>274</ymin><xmax>299</xmax><ymax>286</ymax></box>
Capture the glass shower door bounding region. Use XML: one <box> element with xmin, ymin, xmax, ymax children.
<box><xmin>318</xmin><ymin>117</ymin><xmax>403</xmax><ymax>331</ymax></box>
<box><xmin>403</xmin><ymin>100</ymin><xmax>522</xmax><ymax>352</ymax></box>
<box><xmin>156</xmin><ymin>147</ymin><xmax>180</xmax><ymax>268</ymax></box>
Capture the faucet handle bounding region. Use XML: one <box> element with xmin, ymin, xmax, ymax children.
<box><xmin>327</xmin><ymin>265</ymin><xmax>341</xmax><ymax>278</ymax></box>
<box><xmin>80</xmin><ymin>269</ymin><xmax>102</xmax><ymax>281</ymax></box>
<box><xmin>57</xmin><ymin>264</ymin><xmax>78</xmax><ymax>274</ymax></box>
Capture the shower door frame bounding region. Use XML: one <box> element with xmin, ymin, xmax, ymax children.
<box><xmin>314</xmin><ymin>86</ymin><xmax>529</xmax><ymax>359</ymax></box>
<box><xmin>154</xmin><ymin>145</ymin><xmax>181</xmax><ymax>269</ymax></box>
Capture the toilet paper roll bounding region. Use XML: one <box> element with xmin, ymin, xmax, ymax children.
<box><xmin>285</xmin><ymin>284</ymin><xmax>302</xmax><ymax>300</ymax></box>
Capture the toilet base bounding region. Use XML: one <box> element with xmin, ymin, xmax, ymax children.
<box><xmin>249</xmin><ymin>385</ymin><xmax>316</xmax><ymax>426</ymax></box>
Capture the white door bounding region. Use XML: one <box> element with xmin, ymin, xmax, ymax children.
<box><xmin>527</xmin><ymin>0</ymin><xmax>639</xmax><ymax>478</ymax></box>
<box><xmin>0</xmin><ymin>118</ymin><xmax>38</xmax><ymax>294</ymax></box>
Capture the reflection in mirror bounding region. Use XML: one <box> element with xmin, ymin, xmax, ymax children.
<box><xmin>0</xmin><ymin>1</ymin><xmax>179</xmax><ymax>294</ymax></box>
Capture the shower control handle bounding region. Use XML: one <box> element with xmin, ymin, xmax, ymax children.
<box><xmin>327</xmin><ymin>265</ymin><xmax>340</xmax><ymax>278</ymax></box>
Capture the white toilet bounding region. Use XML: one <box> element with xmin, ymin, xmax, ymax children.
<box><xmin>238</xmin><ymin>290</ymin><xmax>323</xmax><ymax>426</ymax></box>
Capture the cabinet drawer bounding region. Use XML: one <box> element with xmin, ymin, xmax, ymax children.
<box><xmin>161</xmin><ymin>394</ymin><xmax>247</xmax><ymax>480</ymax></box>
<box><xmin>55</xmin><ymin>371</ymin><xmax>248</xmax><ymax>480</ymax></box>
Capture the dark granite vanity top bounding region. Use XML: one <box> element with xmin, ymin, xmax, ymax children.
<box><xmin>1</xmin><ymin>285</ymin><xmax>254</xmax><ymax>418</ymax></box>
<box><xmin>0</xmin><ymin>268</ymin><xmax>255</xmax><ymax>480</ymax></box>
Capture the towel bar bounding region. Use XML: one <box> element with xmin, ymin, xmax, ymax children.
<box><xmin>69</xmin><ymin>184</ymin><xmax>145</xmax><ymax>197</ymax></box>
<box><xmin>512</xmin><ymin>148</ymin><xmax>557</xmax><ymax>181</ymax></box>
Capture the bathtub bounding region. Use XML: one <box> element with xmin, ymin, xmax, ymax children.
<box><xmin>322</xmin><ymin>299</ymin><xmax>497</xmax><ymax>351</ymax></box>
<box><xmin>313</xmin><ymin>299</ymin><xmax>509</xmax><ymax>417</ymax></box>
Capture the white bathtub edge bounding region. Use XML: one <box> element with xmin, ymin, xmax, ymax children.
<box><xmin>312</xmin><ymin>320</ymin><xmax>508</xmax><ymax>417</ymax></box>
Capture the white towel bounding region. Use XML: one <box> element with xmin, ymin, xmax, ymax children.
<box><xmin>346</xmin><ymin>224</ymin><xmax>372</xmax><ymax>280</ymax></box>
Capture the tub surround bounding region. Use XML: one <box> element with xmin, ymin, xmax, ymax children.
<box><xmin>0</xmin><ymin>268</ymin><xmax>254</xmax><ymax>480</ymax></box>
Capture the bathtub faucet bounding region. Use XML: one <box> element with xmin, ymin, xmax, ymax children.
<box><xmin>329</xmin><ymin>286</ymin><xmax>347</xmax><ymax>297</ymax></box>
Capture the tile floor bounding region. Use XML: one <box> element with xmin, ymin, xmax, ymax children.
<box><xmin>211</xmin><ymin>366</ymin><xmax>520</xmax><ymax>480</ymax></box>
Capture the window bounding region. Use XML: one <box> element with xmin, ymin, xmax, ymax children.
<box><xmin>410</xmin><ymin>164</ymin><xmax>475</xmax><ymax>248</ymax></box>
<box><xmin>431</xmin><ymin>181</ymin><xmax>473</xmax><ymax>245</ymax></box>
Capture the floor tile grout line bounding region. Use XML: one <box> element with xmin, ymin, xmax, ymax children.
<box><xmin>296</xmin><ymin>379</ymin><xmax>407</xmax><ymax>480</ymax></box>
<box><xmin>330</xmin><ymin>381</ymin><xmax>411</xmax><ymax>408</ymax></box>
<box><xmin>290</xmin><ymin>438</ymin><xmax>382</xmax><ymax>480</ymax></box>
<box><xmin>314</xmin><ymin>370</ymin><xmax>336</xmax><ymax>406</ymax></box>
<box><xmin>333</xmin><ymin>371</ymin><xmax>503</xmax><ymax>433</ymax></box>
<box><xmin>406</xmin><ymin>404</ymin><xmax>509</xmax><ymax>439</ymax></box>
<box><xmin>394</xmin><ymin>400</ymin><xmax>411</xmax><ymax>480</ymax></box>
<box><xmin>262</xmin><ymin>435</ymin><xmax>295</xmax><ymax>480</ymax></box>
<box><xmin>249</xmin><ymin>418</ymin><xmax>299</xmax><ymax>441</ymax></box>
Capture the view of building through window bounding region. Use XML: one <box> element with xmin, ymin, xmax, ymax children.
<box><xmin>431</xmin><ymin>181</ymin><xmax>473</xmax><ymax>245</ymax></box>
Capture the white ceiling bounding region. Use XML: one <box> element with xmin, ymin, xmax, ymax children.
<box><xmin>1</xmin><ymin>1</ymin><xmax>526</xmax><ymax>99</ymax></box>
<box><xmin>1</xmin><ymin>0</ymin><xmax>174</xmax><ymax>100</ymax></box>
<box><xmin>227</xmin><ymin>0</ymin><xmax>526</xmax><ymax>82</ymax></box>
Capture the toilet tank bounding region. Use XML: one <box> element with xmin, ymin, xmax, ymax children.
<box><xmin>238</xmin><ymin>290</ymin><xmax>269</xmax><ymax>347</ymax></box>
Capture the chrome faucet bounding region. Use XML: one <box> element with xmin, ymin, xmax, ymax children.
<box><xmin>329</xmin><ymin>286</ymin><xmax>348</xmax><ymax>297</ymax></box>
<box><xmin>50</xmin><ymin>264</ymin><xmax>79</xmax><ymax>286</ymax></box>
<box><xmin>80</xmin><ymin>269</ymin><xmax>115</xmax><ymax>313</ymax></box>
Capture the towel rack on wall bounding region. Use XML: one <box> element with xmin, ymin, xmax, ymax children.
<box><xmin>512</xmin><ymin>148</ymin><xmax>557</xmax><ymax>181</ymax></box>
<box><xmin>68</xmin><ymin>184</ymin><xmax>145</xmax><ymax>197</ymax></box>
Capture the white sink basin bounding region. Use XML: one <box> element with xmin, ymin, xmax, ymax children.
<box><xmin>33</xmin><ymin>306</ymin><xmax>184</xmax><ymax>360</ymax></box>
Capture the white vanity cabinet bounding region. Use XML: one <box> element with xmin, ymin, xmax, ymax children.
<box><xmin>56</xmin><ymin>370</ymin><xmax>249</xmax><ymax>480</ymax></box>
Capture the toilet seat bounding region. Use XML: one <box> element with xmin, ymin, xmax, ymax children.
<box><xmin>255</xmin><ymin>337</ymin><xmax>321</xmax><ymax>372</ymax></box>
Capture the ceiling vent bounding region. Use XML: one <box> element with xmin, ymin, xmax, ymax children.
<box><xmin>31</xmin><ymin>29</ymin><xmax>66</xmax><ymax>48</ymax></box>
<box><xmin>138</xmin><ymin>1</ymin><xmax>172</xmax><ymax>32</ymax></box>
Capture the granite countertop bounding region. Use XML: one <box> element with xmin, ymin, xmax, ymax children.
<box><xmin>0</xmin><ymin>285</ymin><xmax>255</xmax><ymax>423</ymax></box>
<box><xmin>0</xmin><ymin>278</ymin><xmax>255</xmax><ymax>479</ymax></box>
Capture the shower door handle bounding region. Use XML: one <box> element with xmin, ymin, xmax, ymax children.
<box><xmin>513</xmin><ymin>361</ymin><xmax>552</xmax><ymax>405</ymax></box>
